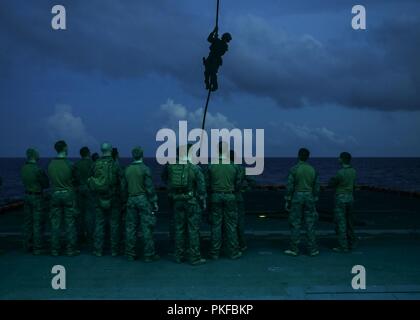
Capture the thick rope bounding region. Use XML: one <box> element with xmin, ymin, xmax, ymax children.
<box><xmin>201</xmin><ymin>0</ymin><xmax>220</xmax><ymax>133</ymax></box>
<box><xmin>201</xmin><ymin>89</ymin><xmax>212</xmax><ymax>131</ymax></box>
<box><xmin>216</xmin><ymin>0</ymin><xmax>220</xmax><ymax>30</ymax></box>
<box><xmin>199</xmin><ymin>0</ymin><xmax>220</xmax><ymax>156</ymax></box>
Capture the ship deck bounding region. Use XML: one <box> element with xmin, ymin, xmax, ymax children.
<box><xmin>1</xmin><ymin>189</ymin><xmax>419</xmax><ymax>300</ymax></box>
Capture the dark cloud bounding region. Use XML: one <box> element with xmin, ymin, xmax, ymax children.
<box><xmin>1</xmin><ymin>0</ymin><xmax>419</xmax><ymax>111</ymax></box>
<box><xmin>226</xmin><ymin>14</ymin><xmax>420</xmax><ymax>111</ymax></box>
<box><xmin>0</xmin><ymin>0</ymin><xmax>206</xmax><ymax>84</ymax></box>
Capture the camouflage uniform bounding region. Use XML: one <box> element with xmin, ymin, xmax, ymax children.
<box><xmin>330</xmin><ymin>164</ymin><xmax>357</xmax><ymax>250</ymax></box>
<box><xmin>204</xmin><ymin>29</ymin><xmax>230</xmax><ymax>91</ymax></box>
<box><xmin>285</xmin><ymin>161</ymin><xmax>320</xmax><ymax>254</ymax></box>
<box><xmin>206</xmin><ymin>160</ymin><xmax>242</xmax><ymax>259</ymax></box>
<box><xmin>162</xmin><ymin>162</ymin><xmax>206</xmax><ymax>264</ymax></box>
<box><xmin>0</xmin><ymin>177</ymin><xmax>2</xmax><ymax>254</ymax></box>
<box><xmin>21</xmin><ymin>162</ymin><xmax>49</xmax><ymax>253</ymax></box>
<box><xmin>48</xmin><ymin>158</ymin><xmax>78</xmax><ymax>255</ymax></box>
<box><xmin>234</xmin><ymin>164</ymin><xmax>255</xmax><ymax>251</ymax></box>
<box><xmin>124</xmin><ymin>160</ymin><xmax>158</xmax><ymax>259</ymax></box>
<box><xmin>74</xmin><ymin>157</ymin><xmax>94</xmax><ymax>243</ymax></box>
<box><xmin>90</xmin><ymin>156</ymin><xmax>122</xmax><ymax>256</ymax></box>
<box><xmin>114</xmin><ymin>160</ymin><xmax>126</xmax><ymax>247</ymax></box>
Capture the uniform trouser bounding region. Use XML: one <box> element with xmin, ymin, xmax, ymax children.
<box><xmin>76</xmin><ymin>187</ymin><xmax>95</xmax><ymax>243</ymax></box>
<box><xmin>173</xmin><ymin>198</ymin><xmax>202</xmax><ymax>262</ymax></box>
<box><xmin>168</xmin><ymin>198</ymin><xmax>175</xmax><ymax>242</ymax></box>
<box><xmin>125</xmin><ymin>195</ymin><xmax>156</xmax><ymax>258</ymax></box>
<box><xmin>209</xmin><ymin>193</ymin><xmax>239</xmax><ymax>258</ymax></box>
<box><xmin>120</xmin><ymin>199</ymin><xmax>127</xmax><ymax>244</ymax></box>
<box><xmin>50</xmin><ymin>190</ymin><xmax>78</xmax><ymax>253</ymax></box>
<box><xmin>204</xmin><ymin>58</ymin><xmax>220</xmax><ymax>90</ymax></box>
<box><xmin>288</xmin><ymin>192</ymin><xmax>318</xmax><ymax>252</ymax></box>
<box><xmin>23</xmin><ymin>194</ymin><xmax>45</xmax><ymax>252</ymax></box>
<box><xmin>114</xmin><ymin>197</ymin><xmax>123</xmax><ymax>249</ymax></box>
<box><xmin>334</xmin><ymin>193</ymin><xmax>356</xmax><ymax>249</ymax></box>
<box><xmin>236</xmin><ymin>194</ymin><xmax>246</xmax><ymax>250</ymax></box>
<box><xmin>93</xmin><ymin>196</ymin><xmax>121</xmax><ymax>254</ymax></box>
<box><xmin>204</xmin><ymin>70</ymin><xmax>218</xmax><ymax>90</ymax></box>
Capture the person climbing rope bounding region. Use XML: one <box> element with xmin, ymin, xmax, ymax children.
<box><xmin>203</xmin><ymin>26</ymin><xmax>232</xmax><ymax>92</ymax></box>
<box><xmin>200</xmin><ymin>0</ymin><xmax>231</xmax><ymax>135</ymax></box>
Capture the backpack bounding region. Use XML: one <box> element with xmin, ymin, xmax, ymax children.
<box><xmin>168</xmin><ymin>163</ymin><xmax>191</xmax><ymax>193</ymax></box>
<box><xmin>88</xmin><ymin>158</ymin><xmax>116</xmax><ymax>194</ymax></box>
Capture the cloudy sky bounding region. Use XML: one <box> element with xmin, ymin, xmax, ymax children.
<box><xmin>0</xmin><ymin>0</ymin><xmax>419</xmax><ymax>157</ymax></box>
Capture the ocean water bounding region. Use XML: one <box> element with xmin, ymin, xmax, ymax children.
<box><xmin>0</xmin><ymin>157</ymin><xmax>419</xmax><ymax>201</ymax></box>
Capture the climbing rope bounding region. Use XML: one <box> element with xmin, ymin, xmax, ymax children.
<box><xmin>215</xmin><ymin>0</ymin><xmax>220</xmax><ymax>31</ymax></box>
<box><xmin>201</xmin><ymin>0</ymin><xmax>220</xmax><ymax>134</ymax></box>
<box><xmin>201</xmin><ymin>89</ymin><xmax>212</xmax><ymax>132</ymax></box>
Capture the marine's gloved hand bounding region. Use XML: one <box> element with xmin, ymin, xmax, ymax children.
<box><xmin>152</xmin><ymin>203</ymin><xmax>159</xmax><ymax>213</ymax></box>
<box><xmin>213</xmin><ymin>26</ymin><xmax>219</xmax><ymax>34</ymax></box>
<box><xmin>284</xmin><ymin>201</ymin><xmax>291</xmax><ymax>212</ymax></box>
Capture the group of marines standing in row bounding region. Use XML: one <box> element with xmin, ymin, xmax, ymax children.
<box><xmin>17</xmin><ymin>140</ymin><xmax>357</xmax><ymax>264</ymax></box>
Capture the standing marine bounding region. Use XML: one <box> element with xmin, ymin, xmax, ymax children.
<box><xmin>162</xmin><ymin>145</ymin><xmax>207</xmax><ymax>265</ymax></box>
<box><xmin>21</xmin><ymin>148</ymin><xmax>49</xmax><ymax>255</ymax></box>
<box><xmin>284</xmin><ymin>148</ymin><xmax>320</xmax><ymax>257</ymax></box>
<box><xmin>123</xmin><ymin>147</ymin><xmax>159</xmax><ymax>262</ymax></box>
<box><xmin>91</xmin><ymin>152</ymin><xmax>99</xmax><ymax>163</ymax></box>
<box><xmin>48</xmin><ymin>140</ymin><xmax>79</xmax><ymax>256</ymax></box>
<box><xmin>206</xmin><ymin>143</ymin><xmax>242</xmax><ymax>260</ymax></box>
<box><xmin>203</xmin><ymin>26</ymin><xmax>232</xmax><ymax>92</ymax></box>
<box><xmin>230</xmin><ymin>150</ymin><xmax>256</xmax><ymax>253</ymax></box>
<box><xmin>74</xmin><ymin>146</ymin><xmax>94</xmax><ymax>245</ymax></box>
<box><xmin>88</xmin><ymin>142</ymin><xmax>123</xmax><ymax>257</ymax></box>
<box><xmin>329</xmin><ymin>152</ymin><xmax>357</xmax><ymax>252</ymax></box>
<box><xmin>0</xmin><ymin>177</ymin><xmax>2</xmax><ymax>254</ymax></box>
<box><xmin>112</xmin><ymin>147</ymin><xmax>126</xmax><ymax>244</ymax></box>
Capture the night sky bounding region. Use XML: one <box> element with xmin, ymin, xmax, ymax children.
<box><xmin>1</xmin><ymin>0</ymin><xmax>419</xmax><ymax>157</ymax></box>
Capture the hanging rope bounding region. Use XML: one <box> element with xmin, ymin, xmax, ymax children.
<box><xmin>201</xmin><ymin>0</ymin><xmax>220</xmax><ymax>133</ymax></box>
<box><xmin>201</xmin><ymin>89</ymin><xmax>212</xmax><ymax>131</ymax></box>
<box><xmin>215</xmin><ymin>0</ymin><xmax>220</xmax><ymax>30</ymax></box>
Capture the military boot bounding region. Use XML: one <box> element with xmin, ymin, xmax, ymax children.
<box><xmin>230</xmin><ymin>252</ymin><xmax>242</xmax><ymax>260</ymax></box>
<box><xmin>309</xmin><ymin>249</ymin><xmax>320</xmax><ymax>257</ymax></box>
<box><xmin>66</xmin><ymin>249</ymin><xmax>80</xmax><ymax>257</ymax></box>
<box><xmin>284</xmin><ymin>249</ymin><xmax>299</xmax><ymax>257</ymax></box>
<box><xmin>333</xmin><ymin>247</ymin><xmax>349</xmax><ymax>253</ymax></box>
<box><xmin>190</xmin><ymin>258</ymin><xmax>206</xmax><ymax>266</ymax></box>
<box><xmin>144</xmin><ymin>254</ymin><xmax>160</xmax><ymax>263</ymax></box>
